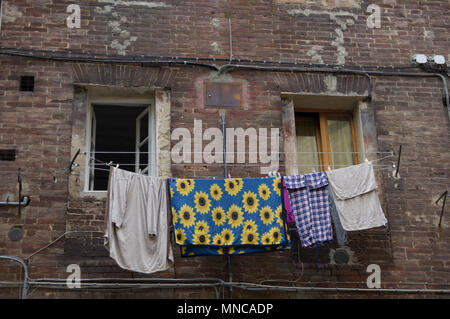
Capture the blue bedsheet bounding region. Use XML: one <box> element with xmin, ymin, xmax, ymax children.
<box><xmin>169</xmin><ymin>177</ymin><xmax>292</xmax><ymax>256</ymax></box>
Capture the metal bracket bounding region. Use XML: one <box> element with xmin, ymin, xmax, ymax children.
<box><xmin>391</xmin><ymin>144</ymin><xmax>402</xmax><ymax>179</ymax></box>
<box><xmin>436</xmin><ymin>190</ymin><xmax>448</xmax><ymax>227</ymax></box>
<box><xmin>69</xmin><ymin>149</ymin><xmax>81</xmax><ymax>171</ymax></box>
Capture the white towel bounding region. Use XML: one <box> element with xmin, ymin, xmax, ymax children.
<box><xmin>326</xmin><ymin>162</ymin><xmax>387</xmax><ymax>231</ymax></box>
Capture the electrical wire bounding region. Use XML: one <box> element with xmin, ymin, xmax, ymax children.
<box><xmin>0</xmin><ymin>46</ymin><xmax>427</xmax><ymax>71</ymax></box>
<box><xmin>0</xmin><ymin>46</ymin><xmax>447</xmax><ymax>115</ymax></box>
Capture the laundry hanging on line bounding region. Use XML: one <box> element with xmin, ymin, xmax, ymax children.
<box><xmin>104</xmin><ymin>167</ymin><xmax>174</xmax><ymax>274</ymax></box>
<box><xmin>326</xmin><ymin>161</ymin><xmax>388</xmax><ymax>231</ymax></box>
<box><xmin>168</xmin><ymin>177</ymin><xmax>292</xmax><ymax>257</ymax></box>
<box><xmin>284</xmin><ymin>171</ymin><xmax>333</xmax><ymax>248</ymax></box>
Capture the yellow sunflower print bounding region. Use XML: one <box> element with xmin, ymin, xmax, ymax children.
<box><xmin>227</xmin><ymin>204</ymin><xmax>244</xmax><ymax>228</ymax></box>
<box><xmin>260</xmin><ymin>206</ymin><xmax>275</xmax><ymax>226</ymax></box>
<box><xmin>269</xmin><ymin>227</ymin><xmax>283</xmax><ymax>244</ymax></box>
<box><xmin>195</xmin><ymin>220</ymin><xmax>210</xmax><ymax>234</ymax></box>
<box><xmin>242</xmin><ymin>191</ymin><xmax>259</xmax><ymax>213</ymax></box>
<box><xmin>186</xmin><ymin>179</ymin><xmax>195</xmax><ymax>191</ymax></box>
<box><xmin>234</xmin><ymin>178</ymin><xmax>244</xmax><ymax>193</ymax></box>
<box><xmin>241</xmin><ymin>230</ymin><xmax>259</xmax><ymax>245</ymax></box>
<box><xmin>194</xmin><ymin>191</ymin><xmax>211</xmax><ymax>214</ymax></box>
<box><xmin>242</xmin><ymin>220</ymin><xmax>258</xmax><ymax>233</ymax></box>
<box><xmin>210</xmin><ymin>184</ymin><xmax>223</xmax><ymax>201</ymax></box>
<box><xmin>175</xmin><ymin>229</ymin><xmax>186</xmax><ymax>245</ymax></box>
<box><xmin>272</xmin><ymin>177</ymin><xmax>282</xmax><ymax>197</ymax></box>
<box><xmin>171</xmin><ymin>207</ymin><xmax>178</xmax><ymax>225</ymax></box>
<box><xmin>224</xmin><ymin>178</ymin><xmax>242</xmax><ymax>196</ymax></box>
<box><xmin>179</xmin><ymin>204</ymin><xmax>196</xmax><ymax>228</ymax></box>
<box><xmin>170</xmin><ymin>186</ymin><xmax>174</xmax><ymax>198</ymax></box>
<box><xmin>192</xmin><ymin>229</ymin><xmax>211</xmax><ymax>245</ymax></box>
<box><xmin>176</xmin><ymin>179</ymin><xmax>194</xmax><ymax>196</ymax></box>
<box><xmin>258</xmin><ymin>184</ymin><xmax>271</xmax><ymax>200</ymax></box>
<box><xmin>275</xmin><ymin>205</ymin><xmax>283</xmax><ymax>227</ymax></box>
<box><xmin>212</xmin><ymin>207</ymin><xmax>226</xmax><ymax>227</ymax></box>
<box><xmin>212</xmin><ymin>234</ymin><xmax>224</xmax><ymax>246</ymax></box>
<box><xmin>261</xmin><ymin>232</ymin><xmax>272</xmax><ymax>245</ymax></box>
<box><xmin>221</xmin><ymin>228</ymin><xmax>235</xmax><ymax>245</ymax></box>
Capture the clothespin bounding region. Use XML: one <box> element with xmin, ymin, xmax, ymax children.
<box><xmin>327</xmin><ymin>165</ymin><xmax>331</xmax><ymax>171</ymax></box>
<box><xmin>138</xmin><ymin>169</ymin><xmax>142</xmax><ymax>174</ymax></box>
<box><xmin>365</xmin><ymin>158</ymin><xmax>370</xmax><ymax>165</ymax></box>
<box><xmin>312</xmin><ymin>168</ymin><xmax>316</xmax><ymax>173</ymax></box>
<box><xmin>170</xmin><ymin>173</ymin><xmax>173</xmax><ymax>183</ymax></box>
<box><xmin>107</xmin><ymin>161</ymin><xmax>113</xmax><ymax>166</ymax></box>
<box><xmin>228</xmin><ymin>173</ymin><xmax>231</xmax><ymax>181</ymax></box>
<box><xmin>277</xmin><ymin>172</ymin><xmax>281</xmax><ymax>179</ymax></box>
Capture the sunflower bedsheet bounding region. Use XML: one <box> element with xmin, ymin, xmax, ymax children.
<box><xmin>169</xmin><ymin>177</ymin><xmax>292</xmax><ymax>256</ymax></box>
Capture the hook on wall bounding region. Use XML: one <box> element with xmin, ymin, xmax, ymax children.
<box><xmin>391</xmin><ymin>144</ymin><xmax>402</xmax><ymax>180</ymax></box>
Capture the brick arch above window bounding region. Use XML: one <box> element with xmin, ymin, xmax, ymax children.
<box><xmin>71</xmin><ymin>64</ymin><xmax>178</xmax><ymax>88</ymax></box>
<box><xmin>273</xmin><ymin>72</ymin><xmax>370</xmax><ymax>97</ymax></box>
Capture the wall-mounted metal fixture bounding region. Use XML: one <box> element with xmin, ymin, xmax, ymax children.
<box><xmin>69</xmin><ymin>148</ymin><xmax>81</xmax><ymax>171</ymax></box>
<box><xmin>8</xmin><ymin>226</ymin><xmax>24</xmax><ymax>241</ymax></box>
<box><xmin>332</xmin><ymin>248</ymin><xmax>350</xmax><ymax>265</ymax></box>
<box><xmin>0</xmin><ymin>168</ymin><xmax>31</xmax><ymax>208</ymax></box>
<box><xmin>205</xmin><ymin>82</ymin><xmax>242</xmax><ymax>108</ymax></box>
<box><xmin>391</xmin><ymin>144</ymin><xmax>402</xmax><ymax>179</ymax></box>
<box><xmin>0</xmin><ymin>196</ymin><xmax>30</xmax><ymax>208</ymax></box>
<box><xmin>436</xmin><ymin>190</ymin><xmax>448</xmax><ymax>228</ymax></box>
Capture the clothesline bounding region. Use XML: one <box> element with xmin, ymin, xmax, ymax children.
<box><xmin>83</xmin><ymin>151</ymin><xmax>394</xmax><ymax>154</ymax></box>
<box><xmin>90</xmin><ymin>166</ymin><xmax>394</xmax><ymax>173</ymax></box>
<box><xmin>87</xmin><ymin>163</ymin><xmax>394</xmax><ymax>167</ymax></box>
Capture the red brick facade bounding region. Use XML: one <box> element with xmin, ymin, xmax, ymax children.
<box><xmin>0</xmin><ymin>0</ymin><xmax>449</xmax><ymax>298</ymax></box>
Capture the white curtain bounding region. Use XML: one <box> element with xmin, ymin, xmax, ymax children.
<box><xmin>296</xmin><ymin>119</ymin><xmax>320</xmax><ymax>174</ymax></box>
<box><xmin>327</xmin><ymin>117</ymin><xmax>355</xmax><ymax>168</ymax></box>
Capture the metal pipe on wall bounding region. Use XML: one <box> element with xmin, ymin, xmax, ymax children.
<box><xmin>0</xmin><ymin>196</ymin><xmax>30</xmax><ymax>208</ymax></box>
<box><xmin>0</xmin><ymin>256</ymin><xmax>29</xmax><ymax>299</ymax></box>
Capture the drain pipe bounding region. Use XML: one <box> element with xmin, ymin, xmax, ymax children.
<box><xmin>221</xmin><ymin>111</ymin><xmax>233</xmax><ymax>299</ymax></box>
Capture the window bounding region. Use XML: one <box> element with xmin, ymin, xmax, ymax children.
<box><xmin>295</xmin><ymin>111</ymin><xmax>358</xmax><ymax>174</ymax></box>
<box><xmin>86</xmin><ymin>103</ymin><xmax>156</xmax><ymax>191</ymax></box>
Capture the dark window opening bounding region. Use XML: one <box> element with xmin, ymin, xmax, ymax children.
<box><xmin>0</xmin><ymin>150</ymin><xmax>16</xmax><ymax>161</ymax></box>
<box><xmin>89</xmin><ymin>104</ymin><xmax>149</xmax><ymax>191</ymax></box>
<box><xmin>20</xmin><ymin>76</ymin><xmax>35</xmax><ymax>92</ymax></box>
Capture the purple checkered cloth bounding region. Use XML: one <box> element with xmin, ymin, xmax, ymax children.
<box><xmin>284</xmin><ymin>172</ymin><xmax>333</xmax><ymax>248</ymax></box>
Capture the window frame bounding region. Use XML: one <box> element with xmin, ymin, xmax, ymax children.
<box><xmin>295</xmin><ymin>109</ymin><xmax>359</xmax><ymax>171</ymax></box>
<box><xmin>84</xmin><ymin>101</ymin><xmax>156</xmax><ymax>193</ymax></box>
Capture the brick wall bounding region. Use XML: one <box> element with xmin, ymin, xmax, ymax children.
<box><xmin>0</xmin><ymin>0</ymin><xmax>449</xmax><ymax>298</ymax></box>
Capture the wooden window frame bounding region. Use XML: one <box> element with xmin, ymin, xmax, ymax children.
<box><xmin>295</xmin><ymin>110</ymin><xmax>359</xmax><ymax>171</ymax></box>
